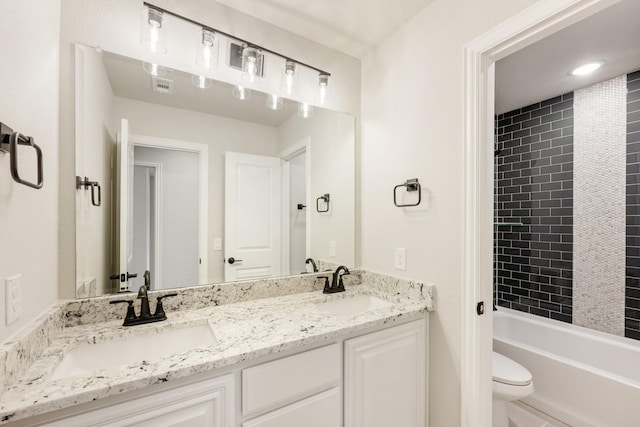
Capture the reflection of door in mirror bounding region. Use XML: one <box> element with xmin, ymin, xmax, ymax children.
<box><xmin>116</xmin><ymin>121</ymin><xmax>209</xmax><ymax>292</ymax></box>
<box><xmin>224</xmin><ymin>152</ymin><xmax>283</xmax><ymax>281</ymax></box>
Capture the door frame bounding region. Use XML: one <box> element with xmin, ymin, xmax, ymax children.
<box><xmin>132</xmin><ymin>161</ymin><xmax>162</xmax><ymax>290</ymax></box>
<box><xmin>279</xmin><ymin>137</ymin><xmax>311</xmax><ymax>276</ymax></box>
<box><xmin>129</xmin><ymin>133</ymin><xmax>209</xmax><ymax>285</ymax></box>
<box><xmin>461</xmin><ymin>0</ymin><xmax>618</xmax><ymax>425</ymax></box>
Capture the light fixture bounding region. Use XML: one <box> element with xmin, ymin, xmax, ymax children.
<box><xmin>241</xmin><ymin>46</ymin><xmax>263</xmax><ymax>84</ymax></box>
<box><xmin>140</xmin><ymin>5</ymin><xmax>167</xmax><ymax>54</ymax></box>
<box><xmin>266</xmin><ymin>94</ymin><xmax>284</xmax><ymax>110</ymax></box>
<box><xmin>142</xmin><ymin>62</ymin><xmax>167</xmax><ymax>77</ymax></box>
<box><xmin>317</xmin><ymin>73</ymin><xmax>329</xmax><ymax>104</ymax></box>
<box><xmin>281</xmin><ymin>60</ymin><xmax>299</xmax><ymax>95</ymax></box>
<box><xmin>196</xmin><ymin>28</ymin><xmax>218</xmax><ymax>70</ymax></box>
<box><xmin>570</xmin><ymin>61</ymin><xmax>604</xmax><ymax>76</ymax></box>
<box><xmin>232</xmin><ymin>85</ymin><xmax>251</xmax><ymax>100</ymax></box>
<box><xmin>191</xmin><ymin>74</ymin><xmax>212</xmax><ymax>89</ymax></box>
<box><xmin>298</xmin><ymin>102</ymin><xmax>313</xmax><ymax>119</ymax></box>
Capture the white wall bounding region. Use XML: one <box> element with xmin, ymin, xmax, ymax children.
<box><xmin>278</xmin><ymin>109</ymin><xmax>356</xmax><ymax>267</ymax></box>
<box><xmin>360</xmin><ymin>0</ymin><xmax>538</xmax><ymax>425</ymax></box>
<box><xmin>75</xmin><ymin>45</ymin><xmax>115</xmax><ymax>297</ymax></box>
<box><xmin>114</xmin><ymin>97</ymin><xmax>278</xmax><ymax>284</ymax></box>
<box><xmin>0</xmin><ymin>0</ymin><xmax>60</xmax><ymax>342</ymax></box>
<box><xmin>58</xmin><ymin>0</ymin><xmax>361</xmax><ymax>296</ymax></box>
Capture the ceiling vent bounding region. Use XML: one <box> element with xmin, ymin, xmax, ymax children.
<box><xmin>151</xmin><ymin>76</ymin><xmax>173</xmax><ymax>94</ymax></box>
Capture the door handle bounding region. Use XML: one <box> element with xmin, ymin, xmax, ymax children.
<box><xmin>109</xmin><ymin>272</ymin><xmax>138</xmax><ymax>282</ymax></box>
<box><xmin>227</xmin><ymin>257</ymin><xmax>243</xmax><ymax>264</ymax></box>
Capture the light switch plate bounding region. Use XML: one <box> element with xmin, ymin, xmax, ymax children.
<box><xmin>394</xmin><ymin>248</ymin><xmax>407</xmax><ymax>270</ymax></box>
<box><xmin>329</xmin><ymin>240</ymin><xmax>336</xmax><ymax>257</ymax></box>
<box><xmin>214</xmin><ymin>238</ymin><xmax>223</xmax><ymax>251</ymax></box>
<box><xmin>5</xmin><ymin>274</ymin><xmax>22</xmax><ymax>325</ymax></box>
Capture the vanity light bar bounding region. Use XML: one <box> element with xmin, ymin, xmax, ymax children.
<box><xmin>142</xmin><ymin>2</ymin><xmax>331</xmax><ymax>77</ymax></box>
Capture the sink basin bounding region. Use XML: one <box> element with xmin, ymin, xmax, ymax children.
<box><xmin>315</xmin><ymin>295</ymin><xmax>393</xmax><ymax>317</ymax></box>
<box><xmin>50</xmin><ymin>323</ymin><xmax>217</xmax><ymax>380</ymax></box>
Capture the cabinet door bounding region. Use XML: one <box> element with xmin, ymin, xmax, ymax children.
<box><xmin>242</xmin><ymin>387</ymin><xmax>341</xmax><ymax>427</ymax></box>
<box><xmin>344</xmin><ymin>320</ymin><xmax>426</xmax><ymax>427</ymax></box>
<box><xmin>42</xmin><ymin>374</ymin><xmax>234</xmax><ymax>427</ymax></box>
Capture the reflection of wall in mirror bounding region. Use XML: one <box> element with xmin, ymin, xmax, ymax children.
<box><xmin>75</xmin><ymin>45</ymin><xmax>115</xmax><ymax>297</ymax></box>
<box><xmin>278</xmin><ymin>109</ymin><xmax>356</xmax><ymax>267</ymax></box>
<box><xmin>113</xmin><ymin>97</ymin><xmax>279</xmax><ymax>286</ymax></box>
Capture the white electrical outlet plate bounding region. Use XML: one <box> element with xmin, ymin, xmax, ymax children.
<box><xmin>214</xmin><ymin>238</ymin><xmax>223</xmax><ymax>251</ymax></box>
<box><xmin>5</xmin><ymin>274</ymin><xmax>22</xmax><ymax>325</ymax></box>
<box><xmin>329</xmin><ymin>240</ymin><xmax>337</xmax><ymax>257</ymax></box>
<box><xmin>395</xmin><ymin>248</ymin><xmax>407</xmax><ymax>270</ymax></box>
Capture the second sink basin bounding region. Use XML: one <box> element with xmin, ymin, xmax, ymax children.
<box><xmin>50</xmin><ymin>322</ymin><xmax>217</xmax><ymax>380</ymax></box>
<box><xmin>315</xmin><ymin>295</ymin><xmax>393</xmax><ymax>317</ymax></box>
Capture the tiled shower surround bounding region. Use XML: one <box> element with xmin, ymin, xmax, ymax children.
<box><xmin>626</xmin><ymin>70</ymin><xmax>640</xmax><ymax>340</ymax></box>
<box><xmin>494</xmin><ymin>94</ymin><xmax>574</xmax><ymax>323</ymax></box>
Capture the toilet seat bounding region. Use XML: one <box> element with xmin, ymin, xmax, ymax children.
<box><xmin>492</xmin><ymin>352</ymin><xmax>532</xmax><ymax>386</ymax></box>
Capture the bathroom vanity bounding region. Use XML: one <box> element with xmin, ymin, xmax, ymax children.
<box><xmin>0</xmin><ymin>271</ymin><xmax>433</xmax><ymax>427</ymax></box>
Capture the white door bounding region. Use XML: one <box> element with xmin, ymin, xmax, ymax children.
<box><xmin>116</xmin><ymin>118</ymin><xmax>136</xmax><ymax>291</ymax></box>
<box><xmin>225</xmin><ymin>152</ymin><xmax>282</xmax><ymax>281</ymax></box>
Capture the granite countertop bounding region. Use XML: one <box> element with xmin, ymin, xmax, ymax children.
<box><xmin>0</xmin><ymin>272</ymin><xmax>434</xmax><ymax>425</ymax></box>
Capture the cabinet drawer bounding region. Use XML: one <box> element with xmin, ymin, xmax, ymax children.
<box><xmin>242</xmin><ymin>343</ymin><xmax>340</xmax><ymax>416</ymax></box>
<box><xmin>242</xmin><ymin>387</ymin><xmax>341</xmax><ymax>427</ymax></box>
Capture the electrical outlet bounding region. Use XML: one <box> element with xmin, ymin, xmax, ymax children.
<box><xmin>5</xmin><ymin>274</ymin><xmax>22</xmax><ymax>325</ymax></box>
<box><xmin>394</xmin><ymin>248</ymin><xmax>407</xmax><ymax>271</ymax></box>
<box><xmin>329</xmin><ymin>240</ymin><xmax>337</xmax><ymax>257</ymax></box>
<box><xmin>214</xmin><ymin>237</ymin><xmax>223</xmax><ymax>251</ymax></box>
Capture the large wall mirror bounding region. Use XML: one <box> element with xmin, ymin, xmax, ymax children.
<box><xmin>74</xmin><ymin>44</ymin><xmax>355</xmax><ymax>298</ymax></box>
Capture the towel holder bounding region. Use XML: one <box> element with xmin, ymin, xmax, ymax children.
<box><xmin>316</xmin><ymin>193</ymin><xmax>330</xmax><ymax>213</ymax></box>
<box><xmin>393</xmin><ymin>178</ymin><xmax>421</xmax><ymax>207</ymax></box>
<box><xmin>76</xmin><ymin>176</ymin><xmax>102</xmax><ymax>207</ymax></box>
<box><xmin>0</xmin><ymin>122</ymin><xmax>44</xmax><ymax>190</ymax></box>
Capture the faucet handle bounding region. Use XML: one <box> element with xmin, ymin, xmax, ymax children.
<box><xmin>110</xmin><ymin>300</ymin><xmax>137</xmax><ymax>323</ymax></box>
<box><xmin>153</xmin><ymin>293</ymin><xmax>178</xmax><ymax>319</ymax></box>
<box><xmin>137</xmin><ymin>285</ymin><xmax>148</xmax><ymax>299</ymax></box>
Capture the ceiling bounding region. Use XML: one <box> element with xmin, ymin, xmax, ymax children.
<box><xmin>103</xmin><ymin>51</ymin><xmax>298</xmax><ymax>127</ymax></box>
<box><xmin>212</xmin><ymin>0</ymin><xmax>434</xmax><ymax>58</ymax></box>
<box><xmin>496</xmin><ymin>0</ymin><xmax>640</xmax><ymax>114</ymax></box>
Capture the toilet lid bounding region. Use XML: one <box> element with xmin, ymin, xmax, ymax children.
<box><xmin>492</xmin><ymin>352</ymin><xmax>532</xmax><ymax>386</ymax></box>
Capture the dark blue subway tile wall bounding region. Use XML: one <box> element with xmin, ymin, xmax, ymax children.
<box><xmin>494</xmin><ymin>93</ymin><xmax>574</xmax><ymax>323</ymax></box>
<box><xmin>626</xmin><ymin>70</ymin><xmax>640</xmax><ymax>340</ymax></box>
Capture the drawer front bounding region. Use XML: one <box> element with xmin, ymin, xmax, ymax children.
<box><xmin>242</xmin><ymin>387</ymin><xmax>341</xmax><ymax>427</ymax></box>
<box><xmin>242</xmin><ymin>343</ymin><xmax>340</xmax><ymax>416</ymax></box>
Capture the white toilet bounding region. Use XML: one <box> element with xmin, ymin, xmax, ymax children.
<box><xmin>492</xmin><ymin>351</ymin><xmax>534</xmax><ymax>427</ymax></box>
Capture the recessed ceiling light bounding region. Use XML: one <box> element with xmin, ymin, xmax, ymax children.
<box><xmin>570</xmin><ymin>61</ymin><xmax>604</xmax><ymax>76</ymax></box>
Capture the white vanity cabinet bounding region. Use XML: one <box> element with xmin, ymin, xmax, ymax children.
<box><xmin>25</xmin><ymin>318</ymin><xmax>426</xmax><ymax>427</ymax></box>
<box><xmin>42</xmin><ymin>374</ymin><xmax>235</xmax><ymax>427</ymax></box>
<box><xmin>240</xmin><ymin>343</ymin><xmax>341</xmax><ymax>426</ymax></box>
<box><xmin>344</xmin><ymin>320</ymin><xmax>426</xmax><ymax>427</ymax></box>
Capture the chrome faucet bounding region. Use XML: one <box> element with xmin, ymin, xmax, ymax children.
<box><xmin>110</xmin><ymin>270</ymin><xmax>178</xmax><ymax>326</ymax></box>
<box><xmin>319</xmin><ymin>265</ymin><xmax>350</xmax><ymax>294</ymax></box>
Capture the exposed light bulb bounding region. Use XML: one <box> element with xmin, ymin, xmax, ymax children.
<box><xmin>317</xmin><ymin>73</ymin><xmax>329</xmax><ymax>104</ymax></box>
<box><xmin>241</xmin><ymin>46</ymin><xmax>262</xmax><ymax>83</ymax></box>
<box><xmin>197</xmin><ymin>28</ymin><xmax>217</xmax><ymax>70</ymax></box>
<box><xmin>140</xmin><ymin>6</ymin><xmax>167</xmax><ymax>54</ymax></box>
<box><xmin>298</xmin><ymin>102</ymin><xmax>313</xmax><ymax>119</ymax></box>
<box><xmin>232</xmin><ymin>85</ymin><xmax>251</xmax><ymax>100</ymax></box>
<box><xmin>281</xmin><ymin>60</ymin><xmax>299</xmax><ymax>95</ymax></box>
<box><xmin>191</xmin><ymin>74</ymin><xmax>211</xmax><ymax>89</ymax></box>
<box><xmin>142</xmin><ymin>62</ymin><xmax>167</xmax><ymax>77</ymax></box>
<box><xmin>266</xmin><ymin>94</ymin><xmax>283</xmax><ymax>110</ymax></box>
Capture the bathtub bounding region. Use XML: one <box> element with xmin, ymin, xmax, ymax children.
<box><xmin>493</xmin><ymin>308</ymin><xmax>640</xmax><ymax>427</ymax></box>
